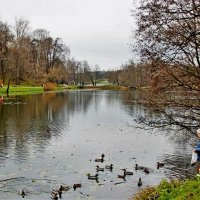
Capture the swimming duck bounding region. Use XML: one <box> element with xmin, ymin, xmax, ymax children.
<box><xmin>135</xmin><ymin>164</ymin><xmax>144</xmax><ymax>170</ymax></box>
<box><xmin>95</xmin><ymin>154</ymin><xmax>105</xmax><ymax>162</ymax></box>
<box><xmin>19</xmin><ymin>189</ymin><xmax>25</xmax><ymax>198</ymax></box>
<box><xmin>51</xmin><ymin>190</ymin><xmax>58</xmax><ymax>200</ymax></box>
<box><xmin>121</xmin><ymin>169</ymin><xmax>133</xmax><ymax>175</ymax></box>
<box><xmin>51</xmin><ymin>189</ymin><xmax>62</xmax><ymax>199</ymax></box>
<box><xmin>137</xmin><ymin>177</ymin><xmax>142</xmax><ymax>187</ymax></box>
<box><xmin>157</xmin><ymin>162</ymin><xmax>164</xmax><ymax>169</ymax></box>
<box><xmin>51</xmin><ymin>193</ymin><xmax>58</xmax><ymax>200</ymax></box>
<box><xmin>87</xmin><ymin>173</ymin><xmax>99</xmax><ymax>180</ymax></box>
<box><xmin>105</xmin><ymin>164</ymin><xmax>113</xmax><ymax>171</ymax></box>
<box><xmin>144</xmin><ymin>167</ymin><xmax>150</xmax><ymax>174</ymax></box>
<box><xmin>59</xmin><ymin>184</ymin><xmax>70</xmax><ymax>191</ymax></box>
<box><xmin>96</xmin><ymin>165</ymin><xmax>104</xmax><ymax>172</ymax></box>
<box><xmin>73</xmin><ymin>183</ymin><xmax>81</xmax><ymax>190</ymax></box>
<box><xmin>118</xmin><ymin>172</ymin><xmax>126</xmax><ymax>180</ymax></box>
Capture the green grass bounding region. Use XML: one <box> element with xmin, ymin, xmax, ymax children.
<box><xmin>132</xmin><ymin>177</ymin><xmax>200</xmax><ymax>200</ymax></box>
<box><xmin>0</xmin><ymin>84</ymin><xmax>128</xmax><ymax>96</ymax></box>
<box><xmin>65</xmin><ymin>85</ymin><xmax>81</xmax><ymax>90</ymax></box>
<box><xmin>0</xmin><ymin>86</ymin><xmax>44</xmax><ymax>96</ymax></box>
<box><xmin>65</xmin><ymin>84</ymin><xmax>127</xmax><ymax>90</ymax></box>
<box><xmin>100</xmin><ymin>85</ymin><xmax>127</xmax><ymax>90</ymax></box>
<box><xmin>96</xmin><ymin>79</ymin><xmax>109</xmax><ymax>84</ymax></box>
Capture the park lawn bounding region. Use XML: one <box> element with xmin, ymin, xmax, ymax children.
<box><xmin>0</xmin><ymin>86</ymin><xmax>44</xmax><ymax>96</ymax></box>
<box><xmin>0</xmin><ymin>84</ymin><xmax>128</xmax><ymax>96</ymax></box>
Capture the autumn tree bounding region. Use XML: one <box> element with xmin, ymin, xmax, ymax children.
<box><xmin>91</xmin><ymin>64</ymin><xmax>100</xmax><ymax>86</ymax></box>
<box><xmin>0</xmin><ymin>21</ymin><xmax>12</xmax><ymax>83</ymax></box>
<box><xmin>133</xmin><ymin>0</ymin><xmax>200</xmax><ymax>133</ymax></box>
<box><xmin>76</xmin><ymin>60</ymin><xmax>91</xmax><ymax>87</ymax></box>
<box><xmin>31</xmin><ymin>29</ymin><xmax>70</xmax><ymax>84</ymax></box>
<box><xmin>0</xmin><ymin>16</ymin><xmax>90</xmax><ymax>87</ymax></box>
<box><xmin>66</xmin><ymin>58</ymin><xmax>80</xmax><ymax>84</ymax></box>
<box><xmin>107</xmin><ymin>70</ymin><xmax>120</xmax><ymax>85</ymax></box>
<box><xmin>12</xmin><ymin>17</ymin><xmax>31</xmax><ymax>84</ymax></box>
<box><xmin>31</xmin><ymin>28</ymin><xmax>49</xmax><ymax>83</ymax></box>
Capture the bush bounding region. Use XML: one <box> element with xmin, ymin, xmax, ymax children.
<box><xmin>0</xmin><ymin>80</ymin><xmax>3</xmax><ymax>87</ymax></box>
<box><xmin>43</xmin><ymin>82</ymin><xmax>56</xmax><ymax>91</ymax></box>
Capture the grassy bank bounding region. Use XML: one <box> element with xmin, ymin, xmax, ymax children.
<box><xmin>0</xmin><ymin>86</ymin><xmax>44</xmax><ymax>96</ymax></box>
<box><xmin>132</xmin><ymin>176</ymin><xmax>200</xmax><ymax>200</ymax></box>
<box><xmin>62</xmin><ymin>84</ymin><xmax>128</xmax><ymax>90</ymax></box>
<box><xmin>0</xmin><ymin>84</ymin><xmax>128</xmax><ymax>96</ymax></box>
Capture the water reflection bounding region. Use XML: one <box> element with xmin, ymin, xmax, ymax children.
<box><xmin>0</xmin><ymin>90</ymin><xmax>197</xmax><ymax>199</ymax></box>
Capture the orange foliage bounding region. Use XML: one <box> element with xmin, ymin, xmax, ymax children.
<box><xmin>43</xmin><ymin>82</ymin><xmax>56</xmax><ymax>91</ymax></box>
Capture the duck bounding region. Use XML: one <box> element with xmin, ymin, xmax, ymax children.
<box><xmin>137</xmin><ymin>177</ymin><xmax>142</xmax><ymax>187</ymax></box>
<box><xmin>51</xmin><ymin>189</ymin><xmax>62</xmax><ymax>199</ymax></box>
<box><xmin>87</xmin><ymin>173</ymin><xmax>99</xmax><ymax>180</ymax></box>
<box><xmin>51</xmin><ymin>190</ymin><xmax>58</xmax><ymax>200</ymax></box>
<box><xmin>51</xmin><ymin>193</ymin><xmax>58</xmax><ymax>200</ymax></box>
<box><xmin>135</xmin><ymin>164</ymin><xmax>144</xmax><ymax>170</ymax></box>
<box><xmin>19</xmin><ymin>189</ymin><xmax>25</xmax><ymax>198</ymax></box>
<box><xmin>96</xmin><ymin>165</ymin><xmax>104</xmax><ymax>172</ymax></box>
<box><xmin>59</xmin><ymin>184</ymin><xmax>70</xmax><ymax>191</ymax></box>
<box><xmin>157</xmin><ymin>162</ymin><xmax>164</xmax><ymax>169</ymax></box>
<box><xmin>95</xmin><ymin>154</ymin><xmax>105</xmax><ymax>162</ymax></box>
<box><xmin>144</xmin><ymin>167</ymin><xmax>150</xmax><ymax>174</ymax></box>
<box><xmin>121</xmin><ymin>169</ymin><xmax>133</xmax><ymax>175</ymax></box>
<box><xmin>118</xmin><ymin>172</ymin><xmax>126</xmax><ymax>180</ymax></box>
<box><xmin>105</xmin><ymin>164</ymin><xmax>113</xmax><ymax>171</ymax></box>
<box><xmin>73</xmin><ymin>183</ymin><xmax>81</xmax><ymax>190</ymax></box>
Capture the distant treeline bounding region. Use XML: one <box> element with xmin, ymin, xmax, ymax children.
<box><xmin>0</xmin><ymin>17</ymin><xmax>108</xmax><ymax>86</ymax></box>
<box><xmin>0</xmin><ymin>17</ymin><xmax>151</xmax><ymax>88</ymax></box>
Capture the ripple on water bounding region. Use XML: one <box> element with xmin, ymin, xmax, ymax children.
<box><xmin>0</xmin><ymin>91</ymin><xmax>198</xmax><ymax>199</ymax></box>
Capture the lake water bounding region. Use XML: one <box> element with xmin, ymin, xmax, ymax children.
<box><xmin>0</xmin><ymin>90</ymin><xmax>197</xmax><ymax>200</ymax></box>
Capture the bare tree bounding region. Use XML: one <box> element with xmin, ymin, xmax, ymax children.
<box><xmin>132</xmin><ymin>0</ymin><xmax>200</xmax><ymax>133</ymax></box>
<box><xmin>13</xmin><ymin>17</ymin><xmax>30</xmax><ymax>84</ymax></box>
<box><xmin>107</xmin><ymin>70</ymin><xmax>118</xmax><ymax>85</ymax></box>
<box><xmin>91</xmin><ymin>64</ymin><xmax>100</xmax><ymax>86</ymax></box>
<box><xmin>77</xmin><ymin>60</ymin><xmax>91</xmax><ymax>87</ymax></box>
<box><xmin>0</xmin><ymin>21</ymin><xmax>12</xmax><ymax>83</ymax></box>
<box><xmin>31</xmin><ymin>29</ymin><xmax>49</xmax><ymax>83</ymax></box>
<box><xmin>66</xmin><ymin>58</ymin><xmax>79</xmax><ymax>84</ymax></box>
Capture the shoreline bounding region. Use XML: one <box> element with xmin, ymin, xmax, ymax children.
<box><xmin>0</xmin><ymin>84</ymin><xmax>128</xmax><ymax>96</ymax></box>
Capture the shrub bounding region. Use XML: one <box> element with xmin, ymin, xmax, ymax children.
<box><xmin>43</xmin><ymin>82</ymin><xmax>56</xmax><ymax>91</ymax></box>
<box><xmin>0</xmin><ymin>80</ymin><xmax>3</xmax><ymax>87</ymax></box>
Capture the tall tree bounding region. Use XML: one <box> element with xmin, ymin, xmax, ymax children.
<box><xmin>31</xmin><ymin>28</ymin><xmax>49</xmax><ymax>82</ymax></box>
<box><xmin>133</xmin><ymin>0</ymin><xmax>200</xmax><ymax>84</ymax></box>
<box><xmin>0</xmin><ymin>21</ymin><xmax>12</xmax><ymax>83</ymax></box>
<box><xmin>13</xmin><ymin>17</ymin><xmax>30</xmax><ymax>84</ymax></box>
<box><xmin>91</xmin><ymin>64</ymin><xmax>100</xmax><ymax>86</ymax></box>
<box><xmin>66</xmin><ymin>58</ymin><xmax>79</xmax><ymax>84</ymax></box>
<box><xmin>133</xmin><ymin>0</ymin><xmax>200</xmax><ymax>133</ymax></box>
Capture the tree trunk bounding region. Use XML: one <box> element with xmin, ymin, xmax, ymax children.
<box><xmin>6</xmin><ymin>79</ymin><xmax>10</xmax><ymax>97</ymax></box>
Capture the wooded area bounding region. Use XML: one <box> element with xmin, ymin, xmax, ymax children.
<box><xmin>0</xmin><ymin>17</ymin><xmax>102</xmax><ymax>87</ymax></box>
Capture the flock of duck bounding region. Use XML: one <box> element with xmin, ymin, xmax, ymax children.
<box><xmin>19</xmin><ymin>153</ymin><xmax>164</xmax><ymax>199</ymax></box>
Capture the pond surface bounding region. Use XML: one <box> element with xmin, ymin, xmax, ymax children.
<box><xmin>0</xmin><ymin>90</ymin><xmax>197</xmax><ymax>200</ymax></box>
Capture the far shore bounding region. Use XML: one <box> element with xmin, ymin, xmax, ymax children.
<box><xmin>0</xmin><ymin>84</ymin><xmax>129</xmax><ymax>96</ymax></box>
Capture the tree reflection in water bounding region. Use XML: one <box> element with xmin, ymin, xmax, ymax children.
<box><xmin>0</xmin><ymin>90</ymin><xmax>197</xmax><ymax>200</ymax></box>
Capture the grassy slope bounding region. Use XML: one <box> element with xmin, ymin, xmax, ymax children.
<box><xmin>0</xmin><ymin>86</ymin><xmax>44</xmax><ymax>96</ymax></box>
<box><xmin>132</xmin><ymin>177</ymin><xmax>200</xmax><ymax>200</ymax></box>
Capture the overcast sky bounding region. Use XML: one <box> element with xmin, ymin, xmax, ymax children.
<box><xmin>0</xmin><ymin>0</ymin><xmax>135</xmax><ymax>70</ymax></box>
